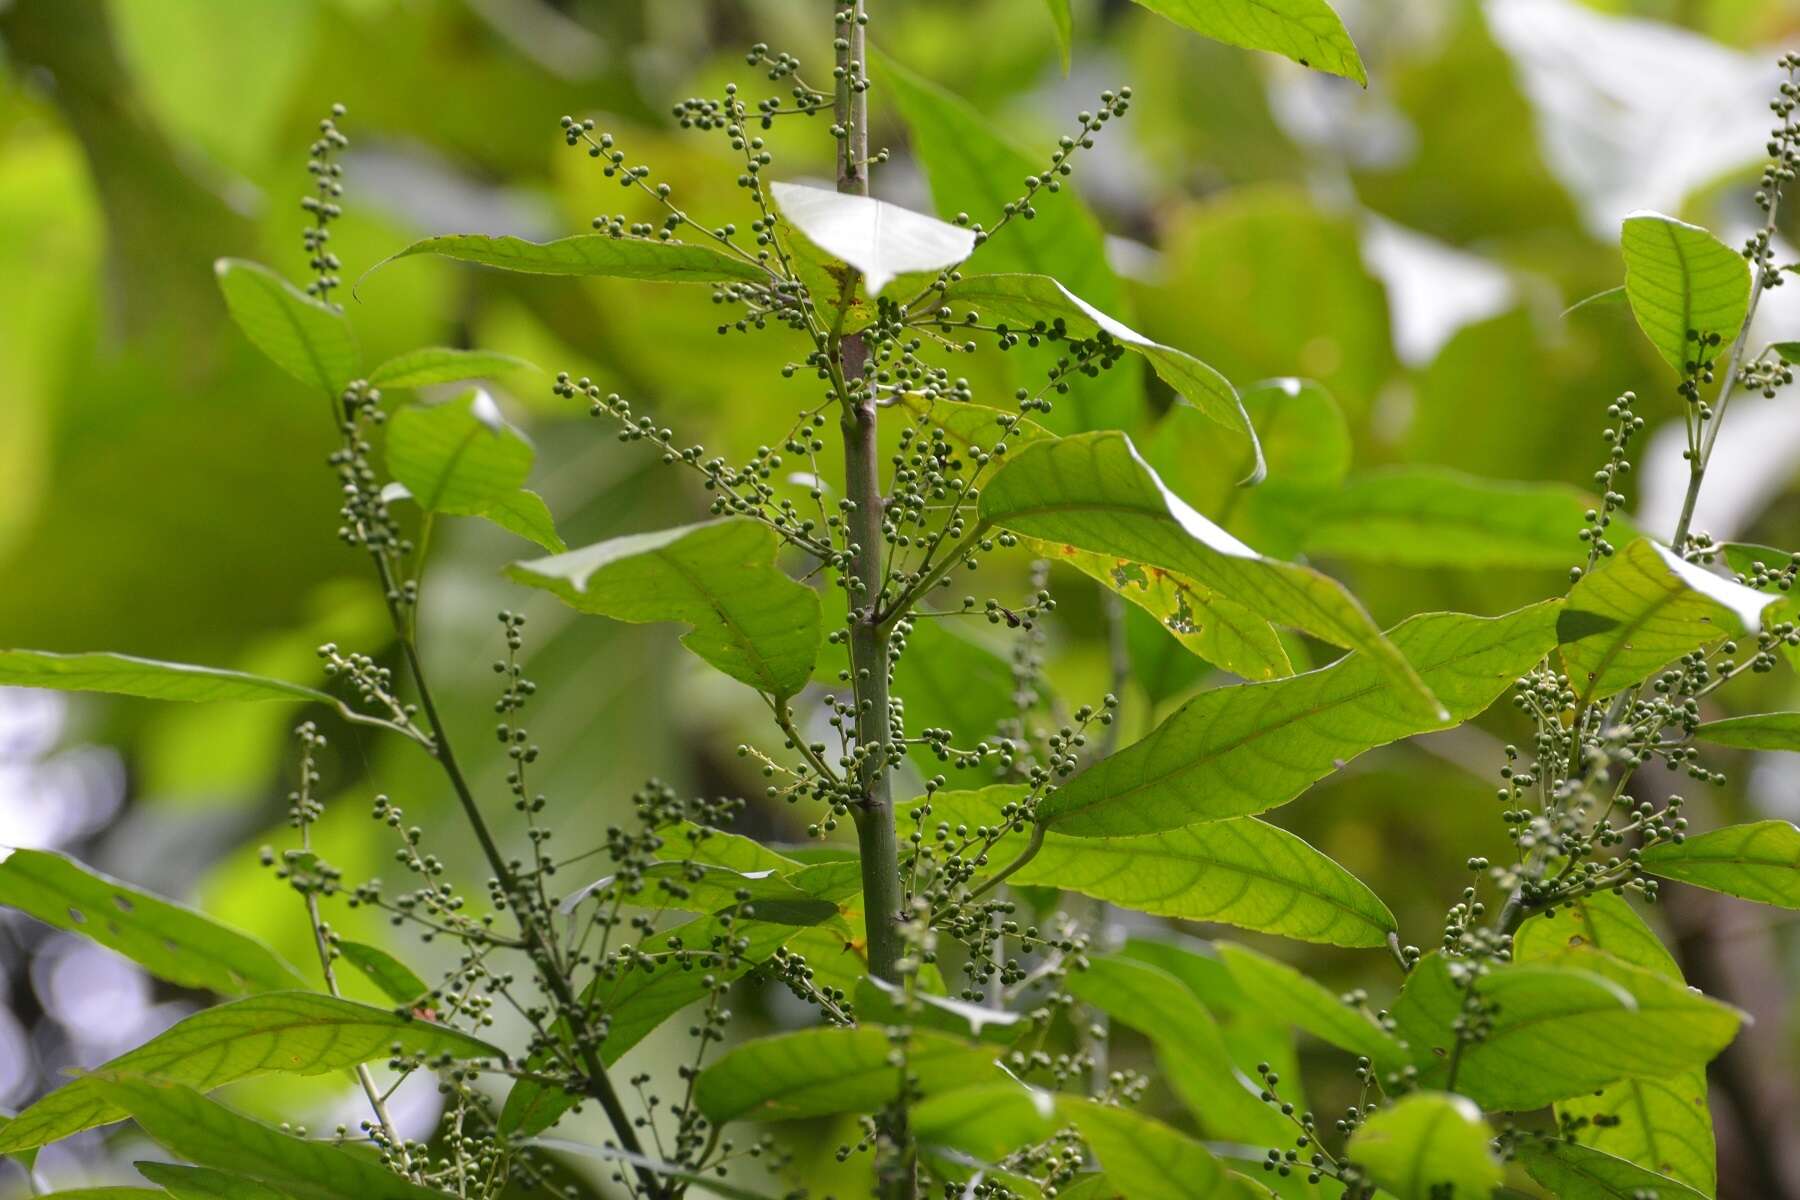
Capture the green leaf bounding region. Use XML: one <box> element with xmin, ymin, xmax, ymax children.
<box><xmin>1515</xmin><ymin>1139</ymin><xmax>1710</xmax><ymax>1200</ymax></box>
<box><xmin>853</xmin><ymin>976</ymin><xmax>1025</xmax><ymax>1043</ymax></box>
<box><xmin>1692</xmin><ymin>711</ymin><xmax>1800</xmax><ymax>751</ymax></box>
<box><xmin>1559</xmin><ymin>537</ymin><xmax>1772</xmax><ymax>707</ymax></box>
<box><xmin>335</xmin><ymin>941</ymin><xmax>430</xmax><ymax>1005</ymax></box>
<box><xmin>523</xmin><ymin>1141</ymin><xmax>787</xmax><ymax>1200</ymax></box>
<box><xmin>1042</xmin><ymin>0</ymin><xmax>1073</xmax><ymax>71</ymax></box>
<box><xmin>1126</xmin><ymin>0</ymin><xmax>1366</xmax><ymax>85</ymax></box>
<box><xmin>1344</xmin><ymin>1091</ymin><xmax>1501</xmax><ymax>1200</ymax></box>
<box><xmin>0</xmin><ymin>849</ymin><xmax>306</xmax><ymax>995</ymax></box>
<box><xmin>475</xmin><ymin>488</ymin><xmax>566</xmax><ymax>553</ymax></box>
<box><xmin>1773</xmin><ymin>341</ymin><xmax>1800</xmax><ymax>364</ymax></box>
<box><xmin>366</xmin><ymin>346</ymin><xmax>536</xmax><ymax>389</ymax></box>
<box><xmin>881</xmin><ymin>58</ymin><xmax>1143</xmax><ymax>434</ymax></box>
<box><xmin>1039</xmin><ymin>602</ymin><xmax>1558</xmax><ymax>835</ymax></box>
<box><xmin>385</xmin><ymin>389</ymin><xmax>533</xmax><ymax>515</ymax></box>
<box><xmin>769</xmin><ymin>181</ymin><xmax>976</xmax><ymax>298</ymax></box>
<box><xmin>24</xmin><ymin>1191</ymin><xmax>166</xmax><ymax>1200</ymax></box>
<box><xmin>1639</xmin><ymin>820</ymin><xmax>1800</xmax><ymax>908</ymax></box>
<box><xmin>134</xmin><ymin>1163</ymin><xmax>294</xmax><ymax>1200</ymax></box>
<box><xmin>1391</xmin><ymin>949</ymin><xmax>1741</xmax><ymax>1111</ymax></box>
<box><xmin>559</xmin><ymin>861</ymin><xmax>832</xmax><ymax>920</ymax></box>
<box><xmin>911</xmin><ymin>1082</ymin><xmax>1057</xmax><ymax>1161</ymax></box>
<box><xmin>693</xmin><ymin>1027</ymin><xmax>998</xmax><ymax>1124</ymax></box>
<box><xmin>1514</xmin><ymin>891</ymin><xmax>1714</xmax><ymax>1194</ymax></box>
<box><xmin>508</xmin><ymin>519</ymin><xmax>821</xmax><ymax>699</ymax></box>
<box><xmin>979</xmin><ymin>432</ymin><xmax>1439</xmax><ymax>717</ymax></box>
<box><xmin>1299</xmin><ymin>467</ymin><xmax>1614</xmax><ymax>570</ymax></box>
<box><xmin>1067</xmin><ymin>956</ymin><xmax>1289</xmax><ymax>1144</ymax></box>
<box><xmin>1620</xmin><ymin>213</ymin><xmax>1751</xmax><ymax>375</ymax></box>
<box><xmin>214</xmin><ymin>258</ymin><xmax>359</xmax><ymax>397</ymax></box>
<box><xmin>1215</xmin><ymin>943</ymin><xmax>1402</xmax><ymax>1064</ymax></box>
<box><xmin>1061</xmin><ymin>1098</ymin><xmax>1229</xmax><ymax>1200</ymax></box>
<box><xmin>0</xmin><ymin>992</ymin><xmax>496</xmax><ymax>1152</ymax></box>
<box><xmin>942</xmin><ymin>276</ymin><xmax>1261</xmax><ymax>479</ymax></box>
<box><xmin>0</xmin><ymin>650</ymin><xmax>332</xmax><ymax>705</ymax></box>
<box><xmin>94</xmin><ymin>1078</ymin><xmax>443</xmax><ymax>1200</ymax></box>
<box><xmin>1037</xmin><ymin>541</ymin><xmax>1293</xmax><ymax>681</ymax></box>
<box><xmin>362</xmin><ymin>232</ymin><xmax>768</xmax><ymax>287</ymax></box>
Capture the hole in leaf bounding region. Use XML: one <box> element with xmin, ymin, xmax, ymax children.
<box><xmin>113</xmin><ymin>894</ymin><xmax>134</xmax><ymax>912</ymax></box>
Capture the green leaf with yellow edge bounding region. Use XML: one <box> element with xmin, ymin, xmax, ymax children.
<box><xmin>1692</xmin><ymin>712</ymin><xmax>1800</xmax><ymax>752</ymax></box>
<box><xmin>1060</xmin><ymin>1098</ymin><xmax>1229</xmax><ymax>1200</ymax></box>
<box><xmin>1391</xmin><ymin>948</ymin><xmax>1740</xmax><ymax>1111</ymax></box>
<box><xmin>1040</xmin><ymin>602</ymin><xmax>1559</xmax><ymax>836</ymax></box>
<box><xmin>363</xmin><ymin>232</ymin><xmax>768</xmax><ymax>286</ymax></box>
<box><xmin>0</xmin><ymin>849</ymin><xmax>306</xmax><ymax>995</ymax></box>
<box><xmin>214</xmin><ymin>258</ymin><xmax>359</xmax><ymax>397</ymax></box>
<box><xmin>94</xmin><ymin>1078</ymin><xmax>443</xmax><ymax>1200</ymax></box>
<box><xmin>1128</xmin><ymin>0</ymin><xmax>1364</xmax><ymax>84</ymax></box>
<box><xmin>0</xmin><ymin>650</ymin><xmax>333</xmax><ymax>705</ymax></box>
<box><xmin>508</xmin><ymin>519</ymin><xmax>821</xmax><ymax>699</ymax></box>
<box><xmin>942</xmin><ymin>276</ymin><xmax>1261</xmax><ymax>477</ymax></box>
<box><xmin>978</xmin><ymin>432</ymin><xmax>1439</xmax><ymax>717</ymax></box>
<box><xmin>1620</xmin><ymin>213</ymin><xmax>1750</xmax><ymax>375</ymax></box>
<box><xmin>1216</xmin><ymin>943</ymin><xmax>1403</xmax><ymax>1065</ymax></box>
<box><xmin>335</xmin><ymin>941</ymin><xmax>430</xmax><ymax>1006</ymax></box>
<box><xmin>1515</xmin><ymin>890</ymin><xmax>1714</xmax><ymax>1194</ymax></box>
<box><xmin>1639</xmin><ymin>820</ymin><xmax>1800</xmax><ymax>908</ymax></box>
<box><xmin>366</xmin><ymin>346</ymin><xmax>535</xmax><ymax>389</ymax></box>
<box><xmin>1558</xmin><ymin>537</ymin><xmax>1771</xmax><ymax>707</ymax></box>
<box><xmin>1344</xmin><ymin>1091</ymin><xmax>1501</xmax><ymax>1200</ymax></box>
<box><xmin>1301</xmin><ymin>467</ymin><xmax>1620</xmax><ymax>571</ymax></box>
<box><xmin>694</xmin><ymin>1027</ymin><xmax>999</xmax><ymax>1124</ymax></box>
<box><xmin>0</xmin><ymin>992</ymin><xmax>497</xmax><ymax>1152</ymax></box>
<box><xmin>1067</xmin><ymin>955</ymin><xmax>1290</xmax><ymax>1145</ymax></box>
<box><xmin>385</xmin><ymin>389</ymin><xmax>533</xmax><ymax>515</ymax></box>
<box><xmin>1516</xmin><ymin>1140</ymin><xmax>1710</xmax><ymax>1200</ymax></box>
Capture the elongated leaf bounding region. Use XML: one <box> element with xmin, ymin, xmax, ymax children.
<box><xmin>0</xmin><ymin>992</ymin><xmax>496</xmax><ymax>1151</ymax></box>
<box><xmin>769</xmin><ymin>181</ymin><xmax>976</xmax><ymax>298</ymax></box>
<box><xmin>366</xmin><ymin>346</ymin><xmax>535</xmax><ymax>389</ymax></box>
<box><xmin>1038</xmin><ymin>541</ymin><xmax>1292</xmax><ymax>681</ymax></box>
<box><xmin>524</xmin><ymin>1141</ymin><xmax>785</xmax><ymax>1200</ymax></box>
<box><xmin>364</xmin><ymin>232</ymin><xmax>767</xmax><ymax>286</ymax></box>
<box><xmin>942</xmin><ymin>275</ymin><xmax>1259</xmax><ymax>474</ymax></box>
<box><xmin>0</xmin><ymin>849</ymin><xmax>305</xmax><ymax>995</ymax></box>
<box><xmin>1042</xmin><ymin>0</ymin><xmax>1073</xmax><ymax>70</ymax></box>
<box><xmin>559</xmin><ymin>861</ymin><xmax>827</xmax><ymax>920</ymax></box>
<box><xmin>1516</xmin><ymin>1140</ymin><xmax>1709</xmax><ymax>1200</ymax></box>
<box><xmin>1344</xmin><ymin>1091</ymin><xmax>1501</xmax><ymax>1200</ymax></box>
<box><xmin>335</xmin><ymin>941</ymin><xmax>430</xmax><ymax>1005</ymax></box>
<box><xmin>1301</xmin><ymin>467</ymin><xmax>1614</xmax><ymax>570</ymax></box>
<box><xmin>1067</xmin><ymin>956</ymin><xmax>1289</xmax><ymax>1144</ymax></box>
<box><xmin>854</xmin><ymin>976</ymin><xmax>1025</xmax><ymax>1043</ymax></box>
<box><xmin>1692</xmin><ymin>711</ymin><xmax>1800</xmax><ymax>751</ymax></box>
<box><xmin>26</xmin><ymin>1191</ymin><xmax>165</xmax><ymax>1200</ymax></box>
<box><xmin>508</xmin><ymin>519</ymin><xmax>820</xmax><ymax>699</ymax></box>
<box><xmin>214</xmin><ymin>258</ymin><xmax>359</xmax><ymax>396</ymax></box>
<box><xmin>979</xmin><ymin>432</ymin><xmax>1438</xmax><ymax>716</ymax></box>
<box><xmin>881</xmin><ymin>59</ymin><xmax>1143</xmax><ymax>434</ymax></box>
<box><xmin>1515</xmin><ymin>891</ymin><xmax>1714</xmax><ymax>1194</ymax></box>
<box><xmin>476</xmin><ymin>488</ymin><xmax>565</xmax><ymax>553</ymax></box>
<box><xmin>694</xmin><ymin>1027</ymin><xmax>998</xmax><ymax>1124</ymax></box>
<box><xmin>1216</xmin><ymin>943</ymin><xmax>1402</xmax><ymax>1065</ymax></box>
<box><xmin>1620</xmin><ymin>213</ymin><xmax>1750</xmax><ymax>375</ymax></box>
<box><xmin>499</xmin><ymin>910</ymin><xmax>818</xmax><ymax>1136</ymax></box>
<box><xmin>911</xmin><ymin>1082</ymin><xmax>1057</xmax><ymax>1161</ymax></box>
<box><xmin>0</xmin><ymin>650</ymin><xmax>331</xmax><ymax>705</ymax></box>
<box><xmin>385</xmin><ymin>389</ymin><xmax>532</xmax><ymax>514</ymax></box>
<box><xmin>1391</xmin><ymin>949</ymin><xmax>1740</xmax><ymax>1111</ymax></box>
<box><xmin>94</xmin><ymin>1079</ymin><xmax>442</xmax><ymax>1200</ymax></box>
<box><xmin>1041</xmin><ymin>602</ymin><xmax>1558</xmax><ymax>835</ymax></box>
<box><xmin>1061</xmin><ymin>1098</ymin><xmax>1228</xmax><ymax>1200</ymax></box>
<box><xmin>1558</xmin><ymin>537</ymin><xmax>1771</xmax><ymax>707</ymax></box>
<box><xmin>1127</xmin><ymin>0</ymin><xmax>1365</xmax><ymax>85</ymax></box>
<box><xmin>135</xmin><ymin>1164</ymin><xmax>293</xmax><ymax>1200</ymax></box>
<box><xmin>1639</xmin><ymin>820</ymin><xmax>1800</xmax><ymax>908</ymax></box>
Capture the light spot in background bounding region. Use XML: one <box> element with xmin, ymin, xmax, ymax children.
<box><xmin>320</xmin><ymin>1066</ymin><xmax>445</xmax><ymax>1144</ymax></box>
<box><xmin>1359</xmin><ymin>216</ymin><xmax>1516</xmax><ymax>366</ymax></box>
<box><xmin>0</xmin><ymin>1003</ymin><xmax>30</xmax><ymax>1108</ymax></box>
<box><xmin>0</xmin><ymin>688</ymin><xmax>125</xmax><ymax>851</ymax></box>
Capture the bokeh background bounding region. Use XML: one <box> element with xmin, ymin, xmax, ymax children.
<box><xmin>3</xmin><ymin>0</ymin><xmax>1800</xmax><ymax>1195</ymax></box>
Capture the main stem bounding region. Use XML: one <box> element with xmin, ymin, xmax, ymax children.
<box><xmin>834</xmin><ymin>0</ymin><xmax>903</xmax><ymax>991</ymax></box>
